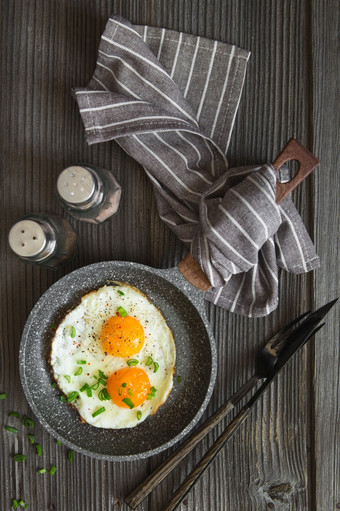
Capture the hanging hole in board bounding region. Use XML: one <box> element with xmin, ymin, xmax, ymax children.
<box><xmin>277</xmin><ymin>159</ymin><xmax>300</xmax><ymax>183</ymax></box>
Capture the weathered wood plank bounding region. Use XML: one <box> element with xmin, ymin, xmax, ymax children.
<box><xmin>311</xmin><ymin>1</ymin><xmax>340</xmax><ymax>510</ymax></box>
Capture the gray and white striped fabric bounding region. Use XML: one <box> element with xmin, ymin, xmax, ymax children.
<box><xmin>74</xmin><ymin>15</ymin><xmax>319</xmax><ymax>317</ymax></box>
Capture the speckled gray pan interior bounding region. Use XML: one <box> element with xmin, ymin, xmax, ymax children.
<box><xmin>19</xmin><ymin>261</ymin><xmax>217</xmax><ymax>461</ymax></box>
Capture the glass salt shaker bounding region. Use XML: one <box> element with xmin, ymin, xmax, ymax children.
<box><xmin>8</xmin><ymin>213</ymin><xmax>77</xmax><ymax>270</ymax></box>
<box><xmin>56</xmin><ymin>164</ymin><xmax>122</xmax><ymax>224</ymax></box>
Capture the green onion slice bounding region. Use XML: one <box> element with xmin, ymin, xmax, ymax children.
<box><xmin>117</xmin><ymin>290</ymin><xmax>125</xmax><ymax>296</ymax></box>
<box><xmin>38</xmin><ymin>468</ymin><xmax>46</xmax><ymax>474</ymax></box>
<box><xmin>13</xmin><ymin>454</ymin><xmax>26</xmax><ymax>462</ymax></box>
<box><xmin>19</xmin><ymin>500</ymin><xmax>28</xmax><ymax>509</ymax></box>
<box><xmin>60</xmin><ymin>395</ymin><xmax>67</xmax><ymax>402</ymax></box>
<box><xmin>68</xmin><ymin>450</ymin><xmax>74</xmax><ymax>462</ymax></box>
<box><xmin>77</xmin><ymin>360</ymin><xmax>87</xmax><ymax>365</ymax></box>
<box><xmin>147</xmin><ymin>386</ymin><xmax>157</xmax><ymax>400</ymax></box>
<box><xmin>137</xmin><ymin>411</ymin><xmax>142</xmax><ymax>420</ymax></box>
<box><xmin>28</xmin><ymin>434</ymin><xmax>35</xmax><ymax>444</ymax></box>
<box><xmin>98</xmin><ymin>370</ymin><xmax>108</xmax><ymax>380</ymax></box>
<box><xmin>67</xmin><ymin>391</ymin><xmax>79</xmax><ymax>403</ymax></box>
<box><xmin>98</xmin><ymin>388</ymin><xmax>111</xmax><ymax>401</ymax></box>
<box><xmin>128</xmin><ymin>388</ymin><xmax>134</xmax><ymax>397</ymax></box>
<box><xmin>122</xmin><ymin>397</ymin><xmax>134</xmax><ymax>409</ymax></box>
<box><xmin>8</xmin><ymin>411</ymin><xmax>20</xmax><ymax>418</ymax></box>
<box><xmin>177</xmin><ymin>376</ymin><xmax>182</xmax><ymax>383</ymax></box>
<box><xmin>153</xmin><ymin>362</ymin><xmax>159</xmax><ymax>373</ymax></box>
<box><xmin>56</xmin><ymin>440</ymin><xmax>61</xmax><ymax>446</ymax></box>
<box><xmin>22</xmin><ymin>416</ymin><xmax>34</xmax><ymax>428</ymax></box>
<box><xmin>145</xmin><ymin>356</ymin><xmax>153</xmax><ymax>366</ymax></box>
<box><xmin>35</xmin><ymin>443</ymin><xmax>42</xmax><ymax>456</ymax></box>
<box><xmin>51</xmin><ymin>382</ymin><xmax>57</xmax><ymax>389</ymax></box>
<box><xmin>5</xmin><ymin>425</ymin><xmax>18</xmax><ymax>434</ymax></box>
<box><xmin>74</xmin><ymin>367</ymin><xmax>83</xmax><ymax>376</ymax></box>
<box><xmin>70</xmin><ymin>326</ymin><xmax>76</xmax><ymax>338</ymax></box>
<box><xmin>117</xmin><ymin>306</ymin><xmax>128</xmax><ymax>317</ymax></box>
<box><xmin>64</xmin><ymin>375</ymin><xmax>71</xmax><ymax>383</ymax></box>
<box><xmin>98</xmin><ymin>377</ymin><xmax>107</xmax><ymax>386</ymax></box>
<box><xmin>0</xmin><ymin>393</ymin><xmax>7</xmax><ymax>400</ymax></box>
<box><xmin>92</xmin><ymin>407</ymin><xmax>106</xmax><ymax>418</ymax></box>
<box><xmin>118</xmin><ymin>382</ymin><xmax>127</xmax><ymax>396</ymax></box>
<box><xmin>127</xmin><ymin>359</ymin><xmax>139</xmax><ymax>367</ymax></box>
<box><xmin>49</xmin><ymin>465</ymin><xmax>57</xmax><ymax>475</ymax></box>
<box><xmin>91</xmin><ymin>382</ymin><xmax>100</xmax><ymax>390</ymax></box>
<box><xmin>12</xmin><ymin>499</ymin><xmax>19</xmax><ymax>509</ymax></box>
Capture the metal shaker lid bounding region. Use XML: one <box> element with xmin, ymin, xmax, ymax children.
<box><xmin>57</xmin><ymin>166</ymin><xmax>96</xmax><ymax>205</ymax></box>
<box><xmin>8</xmin><ymin>219</ymin><xmax>47</xmax><ymax>257</ymax></box>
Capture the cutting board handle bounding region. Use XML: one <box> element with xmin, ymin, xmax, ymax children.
<box><xmin>178</xmin><ymin>139</ymin><xmax>320</xmax><ymax>292</ymax></box>
<box><xmin>274</xmin><ymin>138</ymin><xmax>320</xmax><ymax>204</ymax></box>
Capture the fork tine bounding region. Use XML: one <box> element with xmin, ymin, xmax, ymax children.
<box><xmin>269</xmin><ymin>310</ymin><xmax>311</xmax><ymax>349</ymax></box>
<box><xmin>274</xmin><ymin>299</ymin><xmax>337</xmax><ymax>365</ymax></box>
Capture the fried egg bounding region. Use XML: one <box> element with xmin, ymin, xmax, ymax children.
<box><xmin>50</xmin><ymin>283</ymin><xmax>176</xmax><ymax>429</ymax></box>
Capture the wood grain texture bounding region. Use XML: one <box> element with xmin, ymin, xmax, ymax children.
<box><xmin>0</xmin><ymin>1</ymin><xmax>338</xmax><ymax>510</ymax></box>
<box><xmin>311</xmin><ymin>1</ymin><xmax>340</xmax><ymax>510</ymax></box>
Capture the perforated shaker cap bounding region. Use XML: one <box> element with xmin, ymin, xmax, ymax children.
<box><xmin>57</xmin><ymin>166</ymin><xmax>96</xmax><ymax>205</ymax></box>
<box><xmin>9</xmin><ymin>219</ymin><xmax>47</xmax><ymax>257</ymax></box>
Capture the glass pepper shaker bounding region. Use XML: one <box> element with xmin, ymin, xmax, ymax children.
<box><xmin>56</xmin><ymin>164</ymin><xmax>122</xmax><ymax>224</ymax></box>
<box><xmin>8</xmin><ymin>213</ymin><xmax>77</xmax><ymax>270</ymax></box>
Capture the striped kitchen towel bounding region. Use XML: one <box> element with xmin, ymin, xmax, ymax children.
<box><xmin>74</xmin><ymin>15</ymin><xmax>319</xmax><ymax>317</ymax></box>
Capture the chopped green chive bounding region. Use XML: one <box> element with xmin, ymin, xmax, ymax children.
<box><xmin>74</xmin><ymin>367</ymin><xmax>83</xmax><ymax>376</ymax></box>
<box><xmin>51</xmin><ymin>382</ymin><xmax>57</xmax><ymax>389</ymax></box>
<box><xmin>8</xmin><ymin>411</ymin><xmax>20</xmax><ymax>418</ymax></box>
<box><xmin>118</xmin><ymin>382</ymin><xmax>127</xmax><ymax>396</ymax></box>
<box><xmin>177</xmin><ymin>376</ymin><xmax>182</xmax><ymax>383</ymax></box>
<box><xmin>49</xmin><ymin>465</ymin><xmax>57</xmax><ymax>475</ymax></box>
<box><xmin>70</xmin><ymin>326</ymin><xmax>76</xmax><ymax>338</ymax></box>
<box><xmin>91</xmin><ymin>382</ymin><xmax>100</xmax><ymax>390</ymax></box>
<box><xmin>0</xmin><ymin>392</ymin><xmax>7</xmax><ymax>400</ymax></box>
<box><xmin>56</xmin><ymin>440</ymin><xmax>61</xmax><ymax>446</ymax></box>
<box><xmin>145</xmin><ymin>356</ymin><xmax>153</xmax><ymax>366</ymax></box>
<box><xmin>18</xmin><ymin>500</ymin><xmax>28</xmax><ymax>509</ymax></box>
<box><xmin>5</xmin><ymin>425</ymin><xmax>18</xmax><ymax>434</ymax></box>
<box><xmin>137</xmin><ymin>411</ymin><xmax>142</xmax><ymax>420</ymax></box>
<box><xmin>117</xmin><ymin>306</ymin><xmax>128</xmax><ymax>317</ymax></box>
<box><xmin>22</xmin><ymin>416</ymin><xmax>34</xmax><ymax>428</ymax></box>
<box><xmin>127</xmin><ymin>359</ymin><xmax>139</xmax><ymax>367</ymax></box>
<box><xmin>98</xmin><ymin>377</ymin><xmax>107</xmax><ymax>386</ymax></box>
<box><xmin>80</xmin><ymin>383</ymin><xmax>93</xmax><ymax>397</ymax></box>
<box><xmin>68</xmin><ymin>449</ymin><xmax>74</xmax><ymax>462</ymax></box>
<box><xmin>60</xmin><ymin>395</ymin><xmax>67</xmax><ymax>402</ymax></box>
<box><xmin>38</xmin><ymin>468</ymin><xmax>46</xmax><ymax>474</ymax></box>
<box><xmin>98</xmin><ymin>388</ymin><xmax>111</xmax><ymax>401</ymax></box>
<box><xmin>13</xmin><ymin>454</ymin><xmax>26</xmax><ymax>462</ymax></box>
<box><xmin>35</xmin><ymin>443</ymin><xmax>42</xmax><ymax>456</ymax></box>
<box><xmin>128</xmin><ymin>388</ymin><xmax>134</xmax><ymax>397</ymax></box>
<box><xmin>64</xmin><ymin>375</ymin><xmax>71</xmax><ymax>383</ymax></box>
<box><xmin>50</xmin><ymin>323</ymin><xmax>57</xmax><ymax>330</ymax></box>
<box><xmin>92</xmin><ymin>407</ymin><xmax>105</xmax><ymax>418</ymax></box>
<box><xmin>98</xmin><ymin>370</ymin><xmax>108</xmax><ymax>380</ymax></box>
<box><xmin>117</xmin><ymin>290</ymin><xmax>125</xmax><ymax>296</ymax></box>
<box><xmin>147</xmin><ymin>387</ymin><xmax>157</xmax><ymax>400</ymax></box>
<box><xmin>77</xmin><ymin>360</ymin><xmax>87</xmax><ymax>365</ymax></box>
<box><xmin>67</xmin><ymin>391</ymin><xmax>79</xmax><ymax>403</ymax></box>
<box><xmin>12</xmin><ymin>499</ymin><xmax>19</xmax><ymax>509</ymax></box>
<box><xmin>122</xmin><ymin>397</ymin><xmax>134</xmax><ymax>409</ymax></box>
<box><xmin>28</xmin><ymin>434</ymin><xmax>35</xmax><ymax>444</ymax></box>
<box><xmin>153</xmin><ymin>362</ymin><xmax>159</xmax><ymax>373</ymax></box>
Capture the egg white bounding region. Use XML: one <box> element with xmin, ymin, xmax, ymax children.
<box><xmin>50</xmin><ymin>283</ymin><xmax>176</xmax><ymax>429</ymax></box>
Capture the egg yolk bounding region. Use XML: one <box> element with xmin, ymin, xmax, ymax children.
<box><xmin>100</xmin><ymin>315</ymin><xmax>145</xmax><ymax>357</ymax></box>
<box><xmin>107</xmin><ymin>367</ymin><xmax>151</xmax><ymax>408</ymax></box>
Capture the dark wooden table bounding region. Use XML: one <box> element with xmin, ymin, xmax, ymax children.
<box><xmin>1</xmin><ymin>1</ymin><xmax>339</xmax><ymax>510</ymax></box>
